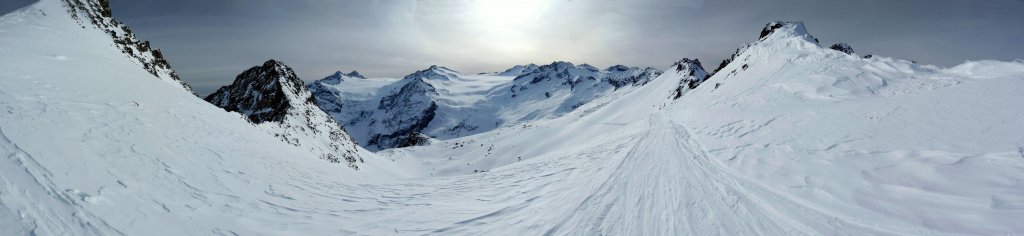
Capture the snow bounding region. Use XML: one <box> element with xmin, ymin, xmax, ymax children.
<box><xmin>2</xmin><ymin>2</ymin><xmax>1024</xmax><ymax>235</ymax></box>
<box><xmin>310</xmin><ymin>61</ymin><xmax>662</xmax><ymax>150</ymax></box>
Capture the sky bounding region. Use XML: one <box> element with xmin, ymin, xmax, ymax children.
<box><xmin>66</xmin><ymin>0</ymin><xmax>1024</xmax><ymax>95</ymax></box>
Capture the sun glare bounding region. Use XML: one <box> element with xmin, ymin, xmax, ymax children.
<box><xmin>475</xmin><ymin>0</ymin><xmax>550</xmax><ymax>27</ymax></box>
<box><xmin>473</xmin><ymin>0</ymin><xmax>552</xmax><ymax>56</ymax></box>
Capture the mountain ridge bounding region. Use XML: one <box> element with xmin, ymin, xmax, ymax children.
<box><xmin>206</xmin><ymin>59</ymin><xmax>366</xmax><ymax>168</ymax></box>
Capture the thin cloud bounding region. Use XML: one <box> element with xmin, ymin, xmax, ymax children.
<box><xmin>109</xmin><ymin>0</ymin><xmax>1024</xmax><ymax>96</ymax></box>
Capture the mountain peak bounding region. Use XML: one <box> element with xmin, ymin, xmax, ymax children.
<box><xmin>549</xmin><ymin>61</ymin><xmax>575</xmax><ymax>67</ymax></box>
<box><xmin>205</xmin><ymin>59</ymin><xmax>305</xmax><ymax>123</ymax></box>
<box><xmin>712</xmin><ymin>21</ymin><xmax>819</xmax><ymax>76</ymax></box>
<box><xmin>261</xmin><ymin>59</ymin><xmax>289</xmax><ymax>70</ymax></box>
<box><xmin>758</xmin><ymin>21</ymin><xmax>818</xmax><ymax>43</ymax></box>
<box><xmin>671</xmin><ymin>58</ymin><xmax>711</xmax><ymax>99</ymax></box>
<box><xmin>345</xmin><ymin>70</ymin><xmax>366</xmax><ymax>79</ymax></box>
<box><xmin>672</xmin><ymin>58</ymin><xmax>707</xmax><ymax>77</ymax></box>
<box><xmin>405</xmin><ymin>65</ymin><xmax>459</xmax><ymax>80</ymax></box>
<box><xmin>205</xmin><ymin>60</ymin><xmax>364</xmax><ymax>168</ymax></box>
<box><xmin>579</xmin><ymin>63</ymin><xmax>599</xmax><ymax>72</ymax></box>
<box><xmin>318</xmin><ymin>70</ymin><xmax>367</xmax><ymax>84</ymax></box>
<box><xmin>606</xmin><ymin>65</ymin><xmax>632</xmax><ymax>71</ymax></box>
<box><xmin>830</xmin><ymin>43</ymin><xmax>855</xmax><ymax>54</ymax></box>
<box><xmin>498</xmin><ymin>63</ymin><xmax>542</xmax><ymax>76</ymax></box>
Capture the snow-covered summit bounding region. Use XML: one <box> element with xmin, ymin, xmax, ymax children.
<box><xmin>713</xmin><ymin>21</ymin><xmax>820</xmax><ymax>75</ymax></box>
<box><xmin>404</xmin><ymin>65</ymin><xmax>460</xmax><ymax>81</ymax></box>
<box><xmin>320</xmin><ymin>70</ymin><xmax>366</xmax><ymax>84</ymax></box>
<box><xmin>670</xmin><ymin>58</ymin><xmax>710</xmax><ymax>99</ymax></box>
<box><xmin>206</xmin><ymin>59</ymin><xmax>367</xmax><ymax>168</ymax></box>
<box><xmin>498</xmin><ymin>63</ymin><xmax>541</xmax><ymax>76</ymax></box>
<box><xmin>758</xmin><ymin>21</ymin><xmax>818</xmax><ymax>43</ymax></box>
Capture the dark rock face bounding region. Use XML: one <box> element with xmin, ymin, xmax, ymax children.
<box><xmin>498</xmin><ymin>64</ymin><xmax>541</xmax><ymax>76</ymax></box>
<box><xmin>368</xmin><ymin>78</ymin><xmax>439</xmax><ymax>149</ymax></box>
<box><xmin>206</xmin><ymin>60</ymin><xmax>364</xmax><ymax>169</ymax></box>
<box><xmin>367</xmin><ymin>102</ymin><xmax>437</xmax><ymax>149</ymax></box>
<box><xmin>759</xmin><ymin>21</ymin><xmax>786</xmax><ymax>39</ymax></box>
<box><xmin>60</xmin><ymin>0</ymin><xmax>193</xmax><ymax>93</ymax></box>
<box><xmin>308</xmin><ymin>65</ymin><xmax>452</xmax><ymax>151</ymax></box>
<box><xmin>206</xmin><ymin>60</ymin><xmax>302</xmax><ymax>123</ymax></box>
<box><xmin>671</xmin><ymin>58</ymin><xmax>710</xmax><ymax>99</ymax></box>
<box><xmin>830</xmin><ymin>43</ymin><xmax>855</xmax><ymax>54</ymax></box>
<box><xmin>712</xmin><ymin>45</ymin><xmax>751</xmax><ymax>75</ymax></box>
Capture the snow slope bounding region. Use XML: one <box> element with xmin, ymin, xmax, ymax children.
<box><xmin>2</xmin><ymin>1</ymin><xmax>1024</xmax><ymax>234</ymax></box>
<box><xmin>671</xmin><ymin>22</ymin><xmax>1024</xmax><ymax>234</ymax></box>
<box><xmin>378</xmin><ymin>21</ymin><xmax>1024</xmax><ymax>234</ymax></box>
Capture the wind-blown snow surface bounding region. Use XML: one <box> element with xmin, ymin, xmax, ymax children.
<box><xmin>3</xmin><ymin>1</ymin><xmax>1024</xmax><ymax>235</ymax></box>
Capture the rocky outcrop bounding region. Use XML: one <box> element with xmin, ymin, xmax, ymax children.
<box><xmin>369</xmin><ymin>79</ymin><xmax>439</xmax><ymax>149</ymax></box>
<box><xmin>671</xmin><ymin>58</ymin><xmax>710</xmax><ymax>99</ymax></box>
<box><xmin>207</xmin><ymin>60</ymin><xmax>364</xmax><ymax>169</ymax></box>
<box><xmin>60</xmin><ymin>0</ymin><xmax>193</xmax><ymax>93</ymax></box>
<box><xmin>206</xmin><ymin>60</ymin><xmax>301</xmax><ymax>123</ymax></box>
<box><xmin>713</xmin><ymin>21</ymin><xmax>818</xmax><ymax>76</ymax></box>
<box><xmin>830</xmin><ymin>43</ymin><xmax>855</xmax><ymax>54</ymax></box>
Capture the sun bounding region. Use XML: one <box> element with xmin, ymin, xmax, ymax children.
<box><xmin>471</xmin><ymin>0</ymin><xmax>552</xmax><ymax>55</ymax></box>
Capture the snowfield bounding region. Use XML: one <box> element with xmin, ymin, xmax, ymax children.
<box><xmin>2</xmin><ymin>0</ymin><xmax>1024</xmax><ymax>235</ymax></box>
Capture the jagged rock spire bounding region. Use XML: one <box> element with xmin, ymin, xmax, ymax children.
<box><xmin>206</xmin><ymin>59</ymin><xmax>364</xmax><ymax>169</ymax></box>
<box><xmin>830</xmin><ymin>43</ymin><xmax>855</xmax><ymax>54</ymax></box>
<box><xmin>671</xmin><ymin>58</ymin><xmax>710</xmax><ymax>99</ymax></box>
<box><xmin>206</xmin><ymin>60</ymin><xmax>304</xmax><ymax>123</ymax></box>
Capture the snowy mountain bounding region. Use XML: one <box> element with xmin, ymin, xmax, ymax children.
<box><xmin>206</xmin><ymin>60</ymin><xmax>367</xmax><ymax>169</ymax></box>
<box><xmin>308</xmin><ymin>62</ymin><xmax>663</xmax><ymax>151</ymax></box>
<box><xmin>376</xmin><ymin>21</ymin><xmax>1024</xmax><ymax>234</ymax></box>
<box><xmin>2</xmin><ymin>0</ymin><xmax>1024</xmax><ymax>234</ymax></box>
<box><xmin>60</xmin><ymin>0</ymin><xmax>193</xmax><ymax>93</ymax></box>
<box><xmin>496</xmin><ymin>63</ymin><xmax>541</xmax><ymax>76</ymax></box>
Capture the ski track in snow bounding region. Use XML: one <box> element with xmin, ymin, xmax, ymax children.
<box><xmin>0</xmin><ymin>127</ymin><xmax>116</xmax><ymax>235</ymax></box>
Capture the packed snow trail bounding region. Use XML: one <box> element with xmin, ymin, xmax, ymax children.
<box><xmin>542</xmin><ymin>115</ymin><xmax>813</xmax><ymax>235</ymax></box>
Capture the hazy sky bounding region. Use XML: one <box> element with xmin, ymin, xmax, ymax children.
<box><xmin>92</xmin><ymin>0</ymin><xmax>1024</xmax><ymax>95</ymax></box>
